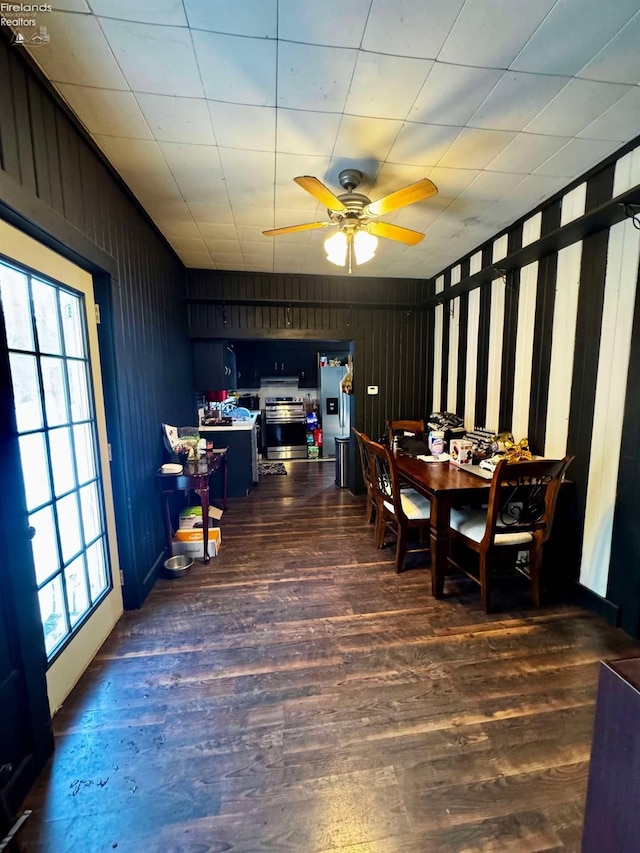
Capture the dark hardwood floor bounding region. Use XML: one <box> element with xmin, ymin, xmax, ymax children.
<box><xmin>20</xmin><ymin>460</ymin><xmax>639</xmax><ymax>852</ymax></box>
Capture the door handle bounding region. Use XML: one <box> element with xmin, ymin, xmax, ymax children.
<box><xmin>27</xmin><ymin>525</ymin><xmax>36</xmax><ymax>540</ymax></box>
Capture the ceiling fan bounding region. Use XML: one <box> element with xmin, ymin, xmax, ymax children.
<box><xmin>263</xmin><ymin>169</ymin><xmax>438</xmax><ymax>273</ymax></box>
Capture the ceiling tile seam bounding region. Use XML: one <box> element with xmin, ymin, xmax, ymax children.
<box><xmin>577</xmin><ymin>75</ymin><xmax>640</xmax><ymax>87</ymax></box>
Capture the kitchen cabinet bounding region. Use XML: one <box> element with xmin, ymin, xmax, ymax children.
<box><xmin>199</xmin><ymin>417</ymin><xmax>258</xmax><ymax>497</ymax></box>
<box><xmin>193</xmin><ymin>340</ymin><xmax>236</xmax><ymax>391</ymax></box>
<box><xmin>235</xmin><ymin>341</ymin><xmax>260</xmax><ymax>388</ymax></box>
<box><xmin>260</xmin><ymin>342</ymin><xmax>299</xmax><ymax>377</ymax></box>
<box><xmin>230</xmin><ymin>340</ymin><xmax>334</xmax><ymax>390</ymax></box>
<box><xmin>297</xmin><ymin>349</ymin><xmax>318</xmax><ymax>388</ymax></box>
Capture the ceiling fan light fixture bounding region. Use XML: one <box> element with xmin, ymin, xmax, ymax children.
<box><xmin>324</xmin><ymin>227</ymin><xmax>377</xmax><ymax>271</ymax></box>
<box><xmin>353</xmin><ymin>229</ymin><xmax>377</xmax><ymax>265</ymax></box>
<box><xmin>324</xmin><ymin>229</ymin><xmax>347</xmax><ymax>266</ymax></box>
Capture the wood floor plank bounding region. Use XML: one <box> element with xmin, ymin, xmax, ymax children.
<box><xmin>19</xmin><ymin>460</ymin><xmax>640</xmax><ymax>851</ymax></box>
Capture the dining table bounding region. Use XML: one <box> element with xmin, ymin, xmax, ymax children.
<box><xmin>393</xmin><ymin>452</ymin><xmax>493</xmax><ymax>598</ymax></box>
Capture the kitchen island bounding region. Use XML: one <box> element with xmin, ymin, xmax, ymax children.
<box><xmin>199</xmin><ymin>412</ymin><xmax>259</xmax><ymax>498</ymax></box>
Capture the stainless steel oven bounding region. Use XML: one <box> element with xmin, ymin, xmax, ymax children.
<box><xmin>264</xmin><ymin>397</ymin><xmax>307</xmax><ymax>460</ymax></box>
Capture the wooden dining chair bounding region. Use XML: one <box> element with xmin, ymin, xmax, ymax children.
<box><xmin>446</xmin><ymin>456</ymin><xmax>574</xmax><ymax>612</ymax></box>
<box><xmin>386</xmin><ymin>419</ymin><xmax>425</xmax><ymax>445</ymax></box>
<box><xmin>353</xmin><ymin>427</ymin><xmax>377</xmax><ymax>526</ymax></box>
<box><xmin>364</xmin><ymin>437</ymin><xmax>431</xmax><ymax>573</ymax></box>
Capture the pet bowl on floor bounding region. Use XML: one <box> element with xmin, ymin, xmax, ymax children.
<box><xmin>162</xmin><ymin>554</ymin><xmax>193</xmax><ymax>578</ymax></box>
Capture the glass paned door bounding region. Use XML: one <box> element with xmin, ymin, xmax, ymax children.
<box><xmin>1</xmin><ymin>263</ymin><xmax>111</xmax><ymax>658</ymax></box>
<box><xmin>0</xmin><ymin>218</ymin><xmax>122</xmax><ymax>716</ymax></box>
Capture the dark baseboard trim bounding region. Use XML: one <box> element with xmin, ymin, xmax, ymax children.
<box><xmin>575</xmin><ymin>583</ymin><xmax>620</xmax><ymax>627</ymax></box>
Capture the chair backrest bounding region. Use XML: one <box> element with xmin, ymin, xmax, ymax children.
<box><xmin>386</xmin><ymin>419</ymin><xmax>425</xmax><ymax>445</ymax></box>
<box><xmin>483</xmin><ymin>456</ymin><xmax>574</xmax><ymax>547</ymax></box>
<box><xmin>364</xmin><ymin>438</ymin><xmax>406</xmax><ymax>521</ymax></box>
<box><xmin>353</xmin><ymin>428</ymin><xmax>373</xmax><ymax>491</ymax></box>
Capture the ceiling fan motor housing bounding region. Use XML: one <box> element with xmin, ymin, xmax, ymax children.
<box><xmin>338</xmin><ymin>168</ymin><xmax>363</xmax><ymax>192</ymax></box>
<box><xmin>329</xmin><ymin>169</ymin><xmax>372</xmax><ymax>225</ymax></box>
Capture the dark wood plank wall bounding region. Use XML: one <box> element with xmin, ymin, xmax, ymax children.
<box><xmin>0</xmin><ymin>37</ymin><xmax>194</xmax><ymax>608</ymax></box>
<box><xmin>187</xmin><ymin>270</ymin><xmax>433</xmax><ymax>444</ymax></box>
<box><xmin>498</xmin><ymin>226</ymin><xmax>523</xmax><ymax>433</ymax></box>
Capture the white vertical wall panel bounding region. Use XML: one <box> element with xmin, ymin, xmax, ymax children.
<box><xmin>447</xmin><ymin>297</ymin><xmax>460</xmax><ymax>413</ymax></box>
<box><xmin>432</xmin><ymin>275</ymin><xmax>444</xmax><ymax>412</ymax></box>
<box><xmin>581</xmin><ymin>220</ymin><xmax>640</xmax><ymax>596</ymax></box>
<box><xmin>544</xmin><ymin>242</ymin><xmax>583</xmax><ymax>458</ymax></box>
<box><xmin>447</xmin><ymin>264</ymin><xmax>461</xmax><ymax>413</ymax></box>
<box><xmin>511</xmin><ymin>261</ymin><xmax>539</xmax><ymax>440</ymax></box>
<box><xmin>560</xmin><ymin>182</ymin><xmax>587</xmax><ymax>226</ymax></box>
<box><xmin>465</xmin><ymin>287</ymin><xmax>481</xmax><ymax>431</ymax></box>
<box><xmin>522</xmin><ymin>212</ymin><xmax>542</xmax><ymax>247</ymax></box>
<box><xmin>493</xmin><ymin>233</ymin><xmax>508</xmax><ymax>262</ymax></box>
<box><xmin>613</xmin><ymin>147</ymin><xmax>640</xmax><ymax>197</ymax></box>
<box><xmin>485</xmin><ymin>277</ymin><xmax>505</xmax><ymax>432</ymax></box>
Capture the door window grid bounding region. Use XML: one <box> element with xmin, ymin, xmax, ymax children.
<box><xmin>0</xmin><ymin>260</ymin><xmax>111</xmax><ymax>661</ymax></box>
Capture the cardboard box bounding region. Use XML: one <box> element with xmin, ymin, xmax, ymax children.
<box><xmin>176</xmin><ymin>517</ymin><xmax>221</xmax><ymax>542</ymax></box>
<box><xmin>450</xmin><ymin>439</ymin><xmax>474</xmax><ymax>467</ymax></box>
<box><xmin>171</xmin><ymin>527</ymin><xmax>221</xmax><ymax>560</ymax></box>
<box><xmin>179</xmin><ymin>505</ymin><xmax>223</xmax><ymax>529</ymax></box>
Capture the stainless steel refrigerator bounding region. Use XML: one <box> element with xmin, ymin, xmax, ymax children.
<box><xmin>319</xmin><ymin>365</ymin><xmax>350</xmax><ymax>457</ymax></box>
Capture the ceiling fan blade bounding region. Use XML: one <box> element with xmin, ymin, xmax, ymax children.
<box><xmin>294</xmin><ymin>176</ymin><xmax>346</xmax><ymax>211</ymax></box>
<box><xmin>366</xmin><ymin>178</ymin><xmax>438</xmax><ymax>217</ymax></box>
<box><xmin>263</xmin><ymin>222</ymin><xmax>327</xmax><ymax>237</ymax></box>
<box><xmin>367</xmin><ymin>221</ymin><xmax>425</xmax><ymax>246</ymax></box>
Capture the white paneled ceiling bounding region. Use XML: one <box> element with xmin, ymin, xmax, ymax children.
<box><xmin>22</xmin><ymin>0</ymin><xmax>640</xmax><ymax>278</ymax></box>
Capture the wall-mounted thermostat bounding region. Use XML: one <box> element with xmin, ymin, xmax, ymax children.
<box><xmin>367</xmin><ymin>385</ymin><xmax>378</xmax><ymax>395</ymax></box>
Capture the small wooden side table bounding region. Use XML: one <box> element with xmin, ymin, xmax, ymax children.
<box><xmin>156</xmin><ymin>449</ymin><xmax>228</xmax><ymax>563</ymax></box>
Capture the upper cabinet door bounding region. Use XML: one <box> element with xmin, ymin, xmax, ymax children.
<box><xmin>261</xmin><ymin>343</ymin><xmax>299</xmax><ymax>375</ymax></box>
<box><xmin>235</xmin><ymin>341</ymin><xmax>259</xmax><ymax>388</ymax></box>
<box><xmin>298</xmin><ymin>349</ymin><xmax>318</xmax><ymax>388</ymax></box>
<box><xmin>224</xmin><ymin>345</ymin><xmax>237</xmax><ymax>390</ymax></box>
<box><xmin>193</xmin><ymin>341</ymin><xmax>226</xmax><ymax>390</ymax></box>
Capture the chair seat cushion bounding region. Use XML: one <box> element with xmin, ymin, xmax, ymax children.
<box><xmin>383</xmin><ymin>488</ymin><xmax>431</xmax><ymax>520</ymax></box>
<box><xmin>450</xmin><ymin>507</ymin><xmax>533</xmax><ymax>546</ymax></box>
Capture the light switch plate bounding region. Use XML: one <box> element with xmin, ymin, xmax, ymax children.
<box><xmin>367</xmin><ymin>385</ymin><xmax>378</xmax><ymax>395</ymax></box>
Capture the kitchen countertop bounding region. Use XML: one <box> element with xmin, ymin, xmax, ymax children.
<box><xmin>199</xmin><ymin>412</ymin><xmax>260</xmax><ymax>432</ymax></box>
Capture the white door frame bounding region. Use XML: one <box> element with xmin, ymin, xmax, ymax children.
<box><xmin>0</xmin><ymin>219</ymin><xmax>123</xmax><ymax>715</ymax></box>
